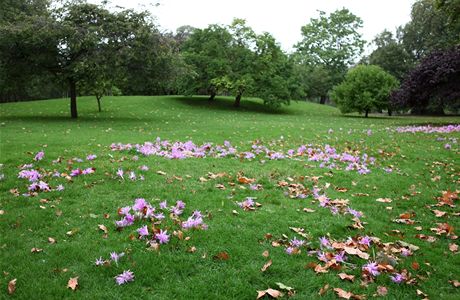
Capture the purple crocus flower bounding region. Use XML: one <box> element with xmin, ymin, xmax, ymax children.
<box><xmin>347</xmin><ymin>208</ymin><xmax>363</xmax><ymax>219</ymax></box>
<box><xmin>156</xmin><ymin>229</ymin><xmax>170</xmax><ymax>244</ymax></box>
<box><xmin>116</xmin><ymin>169</ymin><xmax>124</xmax><ymax>179</ymax></box>
<box><xmin>110</xmin><ymin>252</ymin><xmax>125</xmax><ymax>264</ymax></box>
<box><xmin>319</xmin><ymin>236</ymin><xmax>331</xmax><ymax>248</ymax></box>
<box><xmin>133</xmin><ymin>198</ymin><xmax>147</xmax><ymax>212</ymax></box>
<box><xmin>159</xmin><ymin>201</ymin><xmax>167</xmax><ymax>209</ymax></box>
<box><xmin>34</xmin><ymin>151</ymin><xmax>45</xmax><ymax>161</ymax></box>
<box><xmin>290</xmin><ymin>237</ymin><xmax>305</xmax><ymax>247</ymax></box>
<box><xmin>359</xmin><ymin>236</ymin><xmax>371</xmax><ymax>247</ymax></box>
<box><xmin>317</xmin><ymin>251</ymin><xmax>328</xmax><ymax>262</ymax></box>
<box><xmin>86</xmin><ymin>154</ymin><xmax>97</xmax><ymax>161</ymax></box>
<box><xmin>390</xmin><ymin>273</ymin><xmax>404</xmax><ymax>284</ymax></box>
<box><xmin>362</xmin><ymin>262</ymin><xmax>380</xmax><ymax>276</ymax></box>
<box><xmin>137</xmin><ymin>225</ymin><xmax>149</xmax><ymax>237</ymax></box>
<box><xmin>334</xmin><ymin>251</ymin><xmax>346</xmax><ymax>263</ymax></box>
<box><xmin>285</xmin><ymin>247</ymin><xmax>295</xmax><ymax>255</ymax></box>
<box><xmin>175</xmin><ymin>200</ymin><xmax>186</xmax><ymax>209</ymax></box>
<box><xmin>95</xmin><ymin>257</ymin><xmax>104</xmax><ymax>266</ymax></box>
<box><xmin>115</xmin><ymin>270</ymin><xmax>134</xmax><ymax>285</ymax></box>
<box><xmin>55</xmin><ymin>184</ymin><xmax>65</xmax><ymax>191</ymax></box>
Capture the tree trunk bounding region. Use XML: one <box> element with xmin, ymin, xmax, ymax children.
<box><xmin>209</xmin><ymin>91</ymin><xmax>216</xmax><ymax>101</ymax></box>
<box><xmin>234</xmin><ymin>93</ymin><xmax>242</xmax><ymax>107</ymax></box>
<box><xmin>365</xmin><ymin>109</ymin><xmax>369</xmax><ymax>118</ymax></box>
<box><xmin>69</xmin><ymin>79</ymin><xmax>77</xmax><ymax>118</ymax></box>
<box><xmin>388</xmin><ymin>108</ymin><xmax>392</xmax><ymax>116</ymax></box>
<box><xmin>320</xmin><ymin>95</ymin><xmax>327</xmax><ymax>105</ymax></box>
<box><xmin>96</xmin><ymin>96</ymin><xmax>102</xmax><ymax>112</ymax></box>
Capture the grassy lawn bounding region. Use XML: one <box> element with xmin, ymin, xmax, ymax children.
<box><xmin>0</xmin><ymin>96</ymin><xmax>459</xmax><ymax>299</ymax></box>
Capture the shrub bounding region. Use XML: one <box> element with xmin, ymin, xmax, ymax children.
<box><xmin>331</xmin><ymin>65</ymin><xmax>399</xmax><ymax>117</ymax></box>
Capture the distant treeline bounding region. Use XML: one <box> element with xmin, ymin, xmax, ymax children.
<box><xmin>0</xmin><ymin>0</ymin><xmax>458</xmax><ymax>117</ymax></box>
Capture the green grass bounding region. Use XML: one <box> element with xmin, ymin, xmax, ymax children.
<box><xmin>0</xmin><ymin>95</ymin><xmax>459</xmax><ymax>299</ymax></box>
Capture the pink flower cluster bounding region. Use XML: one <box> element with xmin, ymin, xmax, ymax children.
<box><xmin>395</xmin><ymin>124</ymin><xmax>460</xmax><ymax>134</ymax></box>
<box><xmin>110</xmin><ymin>139</ymin><xmax>375</xmax><ymax>174</ymax></box>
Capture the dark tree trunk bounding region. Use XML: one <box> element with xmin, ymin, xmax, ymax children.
<box><xmin>209</xmin><ymin>91</ymin><xmax>216</xmax><ymax>101</ymax></box>
<box><xmin>96</xmin><ymin>95</ymin><xmax>102</xmax><ymax>112</ymax></box>
<box><xmin>234</xmin><ymin>93</ymin><xmax>242</xmax><ymax>107</ymax></box>
<box><xmin>320</xmin><ymin>95</ymin><xmax>327</xmax><ymax>105</ymax></box>
<box><xmin>388</xmin><ymin>108</ymin><xmax>392</xmax><ymax>116</ymax></box>
<box><xmin>69</xmin><ymin>79</ymin><xmax>77</xmax><ymax>118</ymax></box>
<box><xmin>365</xmin><ymin>109</ymin><xmax>369</xmax><ymax>118</ymax></box>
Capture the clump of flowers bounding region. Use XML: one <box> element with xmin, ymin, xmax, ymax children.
<box><xmin>236</xmin><ymin>197</ymin><xmax>261</xmax><ymax>211</ymax></box>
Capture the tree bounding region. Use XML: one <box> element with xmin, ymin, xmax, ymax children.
<box><xmin>331</xmin><ymin>65</ymin><xmax>399</xmax><ymax>117</ymax></box>
<box><xmin>295</xmin><ymin>9</ymin><xmax>365</xmax><ymax>104</ymax></box>
<box><xmin>391</xmin><ymin>46</ymin><xmax>460</xmax><ymax>115</ymax></box>
<box><xmin>400</xmin><ymin>0</ymin><xmax>458</xmax><ymax>61</ymax></box>
<box><xmin>368</xmin><ymin>30</ymin><xmax>414</xmax><ymax>81</ymax></box>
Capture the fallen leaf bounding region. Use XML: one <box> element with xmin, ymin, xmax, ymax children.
<box><xmin>67</xmin><ymin>277</ymin><xmax>79</xmax><ymax>291</ymax></box>
<box><xmin>48</xmin><ymin>237</ymin><xmax>56</xmax><ymax>244</ymax></box>
<box><xmin>156</xmin><ymin>170</ymin><xmax>166</xmax><ymax>176</ymax></box>
<box><xmin>215</xmin><ymin>184</ymin><xmax>226</xmax><ymax>190</ymax></box>
<box><xmin>376</xmin><ymin>198</ymin><xmax>392</xmax><ymax>203</ymax></box>
<box><xmin>98</xmin><ymin>224</ymin><xmax>108</xmax><ymax>234</ymax></box>
<box><xmin>334</xmin><ymin>288</ymin><xmax>352</xmax><ymax>299</ymax></box>
<box><xmin>375</xmin><ymin>286</ymin><xmax>388</xmax><ymax>296</ymax></box>
<box><xmin>449</xmin><ymin>243</ymin><xmax>458</xmax><ymax>252</ymax></box>
<box><xmin>256</xmin><ymin>288</ymin><xmax>282</xmax><ymax>299</ymax></box>
<box><xmin>338</xmin><ymin>273</ymin><xmax>355</xmax><ymax>282</ymax></box>
<box><xmin>261</xmin><ymin>260</ymin><xmax>272</xmax><ymax>272</ymax></box>
<box><xmin>0</xmin><ymin>210</ymin><xmax>5</xmax><ymax>215</ymax></box>
<box><xmin>416</xmin><ymin>289</ymin><xmax>428</xmax><ymax>298</ymax></box>
<box><xmin>31</xmin><ymin>247</ymin><xmax>43</xmax><ymax>253</ymax></box>
<box><xmin>238</xmin><ymin>176</ymin><xmax>255</xmax><ymax>184</ymax></box>
<box><xmin>432</xmin><ymin>210</ymin><xmax>447</xmax><ymax>217</ymax></box>
<box><xmin>318</xmin><ymin>284</ymin><xmax>329</xmax><ymax>296</ymax></box>
<box><xmin>303</xmin><ymin>208</ymin><xmax>316</xmax><ymax>213</ymax></box>
<box><xmin>262</xmin><ymin>250</ymin><xmax>269</xmax><ymax>257</ymax></box>
<box><xmin>187</xmin><ymin>246</ymin><xmax>196</xmax><ymax>253</ymax></box>
<box><xmin>412</xmin><ymin>262</ymin><xmax>420</xmax><ymax>270</ymax></box>
<box><xmin>8</xmin><ymin>278</ymin><xmax>16</xmax><ymax>295</ymax></box>
<box><xmin>449</xmin><ymin>280</ymin><xmax>460</xmax><ymax>287</ymax></box>
<box><xmin>275</xmin><ymin>282</ymin><xmax>293</xmax><ymax>292</ymax></box>
<box><xmin>213</xmin><ymin>251</ymin><xmax>229</xmax><ymax>261</ymax></box>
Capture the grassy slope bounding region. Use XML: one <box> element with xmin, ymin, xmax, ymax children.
<box><xmin>0</xmin><ymin>96</ymin><xmax>459</xmax><ymax>299</ymax></box>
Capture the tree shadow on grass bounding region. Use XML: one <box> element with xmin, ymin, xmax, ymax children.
<box><xmin>170</xmin><ymin>95</ymin><xmax>294</xmax><ymax>115</ymax></box>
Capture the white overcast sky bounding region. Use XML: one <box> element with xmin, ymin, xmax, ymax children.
<box><xmin>92</xmin><ymin>0</ymin><xmax>415</xmax><ymax>53</ymax></box>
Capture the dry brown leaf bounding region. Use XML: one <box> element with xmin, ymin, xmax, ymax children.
<box><xmin>67</xmin><ymin>277</ymin><xmax>79</xmax><ymax>291</ymax></box>
<box><xmin>375</xmin><ymin>286</ymin><xmax>388</xmax><ymax>296</ymax></box>
<box><xmin>256</xmin><ymin>288</ymin><xmax>282</xmax><ymax>299</ymax></box>
<box><xmin>262</xmin><ymin>250</ymin><xmax>269</xmax><ymax>257</ymax></box>
<box><xmin>98</xmin><ymin>224</ymin><xmax>108</xmax><ymax>234</ymax></box>
<box><xmin>48</xmin><ymin>237</ymin><xmax>56</xmax><ymax>244</ymax></box>
<box><xmin>343</xmin><ymin>246</ymin><xmax>369</xmax><ymax>259</ymax></box>
<box><xmin>412</xmin><ymin>262</ymin><xmax>420</xmax><ymax>270</ymax></box>
<box><xmin>318</xmin><ymin>283</ymin><xmax>329</xmax><ymax>296</ymax></box>
<box><xmin>31</xmin><ymin>247</ymin><xmax>43</xmax><ymax>253</ymax></box>
<box><xmin>432</xmin><ymin>210</ymin><xmax>447</xmax><ymax>217</ymax></box>
<box><xmin>187</xmin><ymin>246</ymin><xmax>196</xmax><ymax>253</ymax></box>
<box><xmin>215</xmin><ymin>184</ymin><xmax>226</xmax><ymax>190</ymax></box>
<box><xmin>338</xmin><ymin>273</ymin><xmax>355</xmax><ymax>282</ymax></box>
<box><xmin>261</xmin><ymin>260</ymin><xmax>272</xmax><ymax>272</ymax></box>
<box><xmin>213</xmin><ymin>251</ymin><xmax>229</xmax><ymax>261</ymax></box>
<box><xmin>303</xmin><ymin>208</ymin><xmax>316</xmax><ymax>213</ymax></box>
<box><xmin>449</xmin><ymin>280</ymin><xmax>460</xmax><ymax>287</ymax></box>
<box><xmin>8</xmin><ymin>278</ymin><xmax>16</xmax><ymax>295</ymax></box>
<box><xmin>376</xmin><ymin>198</ymin><xmax>392</xmax><ymax>203</ymax></box>
<box><xmin>449</xmin><ymin>243</ymin><xmax>458</xmax><ymax>252</ymax></box>
<box><xmin>416</xmin><ymin>289</ymin><xmax>428</xmax><ymax>298</ymax></box>
<box><xmin>334</xmin><ymin>288</ymin><xmax>353</xmax><ymax>299</ymax></box>
<box><xmin>0</xmin><ymin>210</ymin><xmax>4</xmax><ymax>215</ymax></box>
<box><xmin>237</xmin><ymin>176</ymin><xmax>255</xmax><ymax>184</ymax></box>
<box><xmin>156</xmin><ymin>170</ymin><xmax>167</xmax><ymax>176</ymax></box>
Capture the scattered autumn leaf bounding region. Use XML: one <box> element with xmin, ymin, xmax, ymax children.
<box><xmin>98</xmin><ymin>224</ymin><xmax>108</xmax><ymax>234</ymax></box>
<box><xmin>338</xmin><ymin>273</ymin><xmax>355</xmax><ymax>282</ymax></box>
<box><xmin>213</xmin><ymin>251</ymin><xmax>229</xmax><ymax>261</ymax></box>
<box><xmin>432</xmin><ymin>210</ymin><xmax>447</xmax><ymax>217</ymax></box>
<box><xmin>375</xmin><ymin>286</ymin><xmax>388</xmax><ymax>296</ymax></box>
<box><xmin>31</xmin><ymin>247</ymin><xmax>43</xmax><ymax>253</ymax></box>
<box><xmin>256</xmin><ymin>288</ymin><xmax>282</xmax><ymax>299</ymax></box>
<box><xmin>449</xmin><ymin>280</ymin><xmax>460</xmax><ymax>287</ymax></box>
<box><xmin>334</xmin><ymin>288</ymin><xmax>352</xmax><ymax>299</ymax></box>
<box><xmin>416</xmin><ymin>289</ymin><xmax>428</xmax><ymax>298</ymax></box>
<box><xmin>8</xmin><ymin>278</ymin><xmax>16</xmax><ymax>295</ymax></box>
<box><xmin>449</xmin><ymin>243</ymin><xmax>458</xmax><ymax>252</ymax></box>
<box><xmin>67</xmin><ymin>277</ymin><xmax>79</xmax><ymax>291</ymax></box>
<box><xmin>262</xmin><ymin>250</ymin><xmax>269</xmax><ymax>258</ymax></box>
<box><xmin>156</xmin><ymin>170</ymin><xmax>167</xmax><ymax>176</ymax></box>
<box><xmin>303</xmin><ymin>208</ymin><xmax>315</xmax><ymax>213</ymax></box>
<box><xmin>48</xmin><ymin>237</ymin><xmax>56</xmax><ymax>244</ymax></box>
<box><xmin>318</xmin><ymin>284</ymin><xmax>329</xmax><ymax>296</ymax></box>
<box><xmin>376</xmin><ymin>198</ymin><xmax>392</xmax><ymax>203</ymax></box>
<box><xmin>261</xmin><ymin>260</ymin><xmax>272</xmax><ymax>272</ymax></box>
